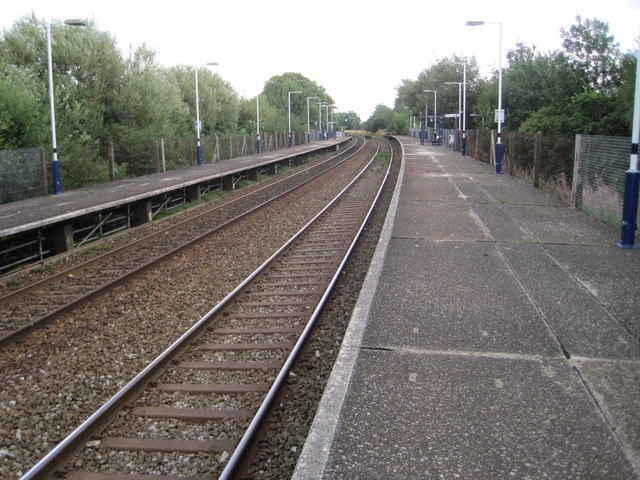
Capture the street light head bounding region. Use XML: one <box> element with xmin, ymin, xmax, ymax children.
<box><xmin>466</xmin><ymin>20</ymin><xmax>484</xmax><ymax>26</ymax></box>
<box><xmin>64</xmin><ymin>19</ymin><xmax>87</xmax><ymax>27</ymax></box>
<box><xmin>207</xmin><ymin>62</ymin><xmax>219</xmax><ymax>67</ymax></box>
<box><xmin>291</xmin><ymin>90</ymin><xmax>302</xmax><ymax>94</ymax></box>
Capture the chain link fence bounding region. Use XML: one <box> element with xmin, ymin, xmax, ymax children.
<box><xmin>0</xmin><ymin>131</ymin><xmax>312</xmax><ymax>204</ymax></box>
<box><xmin>572</xmin><ymin>135</ymin><xmax>634</xmax><ymax>228</ymax></box>
<box><xmin>0</xmin><ymin>148</ymin><xmax>47</xmax><ymax>203</ymax></box>
<box><xmin>464</xmin><ymin>130</ymin><xmax>636</xmax><ymax>228</ymax></box>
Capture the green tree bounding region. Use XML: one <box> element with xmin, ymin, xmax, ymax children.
<box><xmin>0</xmin><ymin>65</ymin><xmax>46</xmax><ymax>148</ymax></box>
<box><xmin>364</xmin><ymin>104</ymin><xmax>395</xmax><ymax>133</ymax></box>
<box><xmin>337</xmin><ymin>111</ymin><xmax>361</xmax><ymax>130</ymax></box>
<box><xmin>561</xmin><ymin>16</ymin><xmax>622</xmax><ymax>93</ymax></box>
<box><xmin>112</xmin><ymin>46</ymin><xmax>190</xmax><ymax>176</ymax></box>
<box><xmin>0</xmin><ymin>15</ymin><xmax>121</xmax><ymax>187</ymax></box>
<box><xmin>170</xmin><ymin>65</ymin><xmax>239</xmax><ymax>137</ymax></box>
<box><xmin>262</xmin><ymin>73</ymin><xmax>333</xmax><ymax>134</ymax></box>
<box><xmin>396</xmin><ymin>55</ymin><xmax>481</xmax><ymax>130</ymax></box>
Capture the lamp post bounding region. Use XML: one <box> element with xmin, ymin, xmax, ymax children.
<box><xmin>466</xmin><ymin>20</ymin><xmax>503</xmax><ymax>172</ymax></box>
<box><xmin>329</xmin><ymin>105</ymin><xmax>336</xmax><ymax>139</ymax></box>
<box><xmin>46</xmin><ymin>18</ymin><xmax>86</xmax><ymax>194</ymax></box>
<box><xmin>323</xmin><ymin>104</ymin><xmax>329</xmax><ymax>139</ymax></box>
<box><xmin>423</xmin><ymin>90</ymin><xmax>437</xmax><ymax>144</ymax></box>
<box><xmin>288</xmin><ymin>90</ymin><xmax>302</xmax><ymax>147</ymax></box>
<box><xmin>445</xmin><ymin>81</ymin><xmax>463</xmax><ymax>152</ymax></box>
<box><xmin>617</xmin><ymin>47</ymin><xmax>640</xmax><ymax>248</ymax></box>
<box><xmin>318</xmin><ymin>101</ymin><xmax>326</xmax><ymax>140</ymax></box>
<box><xmin>195</xmin><ymin>62</ymin><xmax>218</xmax><ymax>166</ymax></box>
<box><xmin>404</xmin><ymin>106</ymin><xmax>410</xmax><ymax>136</ymax></box>
<box><xmin>256</xmin><ymin>91</ymin><xmax>261</xmax><ymax>153</ymax></box>
<box><xmin>306</xmin><ymin>96</ymin><xmax>318</xmax><ymax>143</ymax></box>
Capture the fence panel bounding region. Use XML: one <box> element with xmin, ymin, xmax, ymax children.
<box><xmin>0</xmin><ymin>148</ymin><xmax>46</xmax><ymax>203</ymax></box>
<box><xmin>572</xmin><ymin>135</ymin><xmax>633</xmax><ymax>227</ymax></box>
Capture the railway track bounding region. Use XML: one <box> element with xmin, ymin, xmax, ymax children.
<box><xmin>19</xmin><ymin>137</ymin><xmax>393</xmax><ymax>480</ymax></box>
<box><xmin>0</xmin><ymin>137</ymin><xmax>362</xmax><ymax>346</ymax></box>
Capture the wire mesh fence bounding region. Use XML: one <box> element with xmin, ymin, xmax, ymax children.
<box><xmin>0</xmin><ymin>148</ymin><xmax>47</xmax><ymax>203</ymax></box>
<box><xmin>0</xmin><ymin>130</ymin><xmax>313</xmax><ymax>203</ymax></box>
<box><xmin>461</xmin><ymin>130</ymin><xmax>635</xmax><ymax>228</ymax></box>
<box><xmin>572</xmin><ymin>135</ymin><xmax>634</xmax><ymax>228</ymax></box>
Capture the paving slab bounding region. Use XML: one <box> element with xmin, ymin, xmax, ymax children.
<box><xmin>365</xmin><ymin>238</ymin><xmax>562</xmax><ymax>357</ymax></box>
<box><xmin>319</xmin><ymin>350</ymin><xmax>635</xmax><ymax>480</ymax></box>
<box><xmin>293</xmin><ymin>138</ymin><xmax>639</xmax><ymax>480</ymax></box>
<box><xmin>574</xmin><ymin>359</ymin><xmax>640</xmax><ymax>471</ymax></box>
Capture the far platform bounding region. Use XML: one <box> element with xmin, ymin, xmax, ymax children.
<box><xmin>0</xmin><ymin>137</ymin><xmax>349</xmax><ymax>237</ymax></box>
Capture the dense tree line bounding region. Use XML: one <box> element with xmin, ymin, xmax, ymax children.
<box><xmin>2</xmin><ymin>14</ymin><xmax>633</xmax><ymax>193</ymax></box>
<box><xmin>367</xmin><ymin>16</ymin><xmax>637</xmax><ymax>137</ymax></box>
<box><xmin>0</xmin><ymin>14</ymin><xmax>360</xmax><ymax>189</ymax></box>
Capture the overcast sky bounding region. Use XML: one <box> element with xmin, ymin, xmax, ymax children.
<box><xmin>2</xmin><ymin>0</ymin><xmax>639</xmax><ymax>119</ymax></box>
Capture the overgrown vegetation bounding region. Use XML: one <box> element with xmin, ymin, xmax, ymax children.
<box><xmin>0</xmin><ymin>14</ymin><xmax>634</xmax><ymax>198</ymax></box>
<box><xmin>373</xmin><ymin>16</ymin><xmax>635</xmax><ymax>139</ymax></box>
<box><xmin>0</xmin><ymin>14</ymin><xmax>361</xmax><ymax>194</ymax></box>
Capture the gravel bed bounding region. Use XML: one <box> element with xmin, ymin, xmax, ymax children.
<box><xmin>245</xmin><ymin>139</ymin><xmax>400</xmax><ymax>478</ymax></box>
<box><xmin>0</xmin><ymin>141</ymin><xmax>396</xmax><ymax>479</ymax></box>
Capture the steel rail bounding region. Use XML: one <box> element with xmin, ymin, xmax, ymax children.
<box><xmin>18</xmin><ymin>136</ymin><xmax>381</xmax><ymax>480</ymax></box>
<box><xmin>219</xmin><ymin>137</ymin><xmax>394</xmax><ymax>479</ymax></box>
<box><xmin>0</xmin><ymin>138</ymin><xmax>363</xmax><ymax>348</ymax></box>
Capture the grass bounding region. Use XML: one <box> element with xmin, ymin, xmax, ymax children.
<box><xmin>82</xmin><ymin>244</ymin><xmax>111</xmax><ymax>258</ymax></box>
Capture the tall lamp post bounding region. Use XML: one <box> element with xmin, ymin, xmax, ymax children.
<box><xmin>444</xmin><ymin>81</ymin><xmax>464</xmax><ymax>152</ymax></box>
<box><xmin>46</xmin><ymin>18</ymin><xmax>86</xmax><ymax>194</ymax></box>
<box><xmin>466</xmin><ymin>20</ymin><xmax>503</xmax><ymax>173</ymax></box>
<box><xmin>306</xmin><ymin>96</ymin><xmax>318</xmax><ymax>143</ymax></box>
<box><xmin>323</xmin><ymin>104</ymin><xmax>330</xmax><ymax>139</ymax></box>
<box><xmin>195</xmin><ymin>62</ymin><xmax>218</xmax><ymax>166</ymax></box>
<box><xmin>318</xmin><ymin>101</ymin><xmax>326</xmax><ymax>140</ymax></box>
<box><xmin>423</xmin><ymin>90</ymin><xmax>437</xmax><ymax>144</ymax></box>
<box><xmin>288</xmin><ymin>90</ymin><xmax>302</xmax><ymax>147</ymax></box>
<box><xmin>256</xmin><ymin>91</ymin><xmax>261</xmax><ymax>153</ymax></box>
<box><xmin>329</xmin><ymin>105</ymin><xmax>336</xmax><ymax>139</ymax></box>
<box><xmin>617</xmin><ymin>47</ymin><xmax>640</xmax><ymax>249</ymax></box>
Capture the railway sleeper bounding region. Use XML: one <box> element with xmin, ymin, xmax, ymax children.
<box><xmin>99</xmin><ymin>436</ymin><xmax>237</xmax><ymax>454</ymax></box>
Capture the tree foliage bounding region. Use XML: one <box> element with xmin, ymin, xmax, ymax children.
<box><xmin>0</xmin><ymin>15</ymin><xmax>346</xmax><ymax>192</ymax></box>
<box><xmin>379</xmin><ymin>16</ymin><xmax>635</xmax><ymax>137</ymax></box>
<box><xmin>561</xmin><ymin>16</ymin><xmax>622</xmax><ymax>93</ymax></box>
<box><xmin>0</xmin><ymin>13</ymin><xmax>636</xmax><ymax>192</ymax></box>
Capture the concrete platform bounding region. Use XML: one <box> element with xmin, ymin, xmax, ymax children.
<box><xmin>0</xmin><ymin>138</ymin><xmax>348</xmax><ymax>237</ymax></box>
<box><xmin>293</xmin><ymin>137</ymin><xmax>640</xmax><ymax>479</ymax></box>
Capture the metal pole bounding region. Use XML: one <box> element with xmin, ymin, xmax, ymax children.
<box><xmin>256</xmin><ymin>92</ymin><xmax>261</xmax><ymax>153</ymax></box>
<box><xmin>322</xmin><ymin>104</ymin><xmax>329</xmax><ymax>140</ymax></box>
<box><xmin>433</xmin><ymin>90</ymin><xmax>440</xmax><ymax>140</ymax></box>
<box><xmin>307</xmin><ymin>97</ymin><xmax>311</xmax><ymax>143</ymax></box>
<box><xmin>617</xmin><ymin>48</ymin><xmax>640</xmax><ymax>248</ymax></box>
<box><xmin>288</xmin><ymin>90</ymin><xmax>301</xmax><ymax>147</ymax></box>
<box><xmin>425</xmin><ymin>102</ymin><xmax>428</xmax><ymax>143</ymax></box>
<box><xmin>424</xmin><ymin>90</ymin><xmax>438</xmax><ymax>144</ymax></box>
<box><xmin>288</xmin><ymin>92</ymin><xmax>292</xmax><ymax>148</ymax></box>
<box><xmin>457</xmin><ymin>83</ymin><xmax>462</xmax><ymax>149</ymax></box>
<box><xmin>496</xmin><ymin>22</ymin><xmax>504</xmax><ymax>173</ymax></box>
<box><xmin>466</xmin><ymin>21</ymin><xmax>503</xmax><ymax>171</ymax></box>
<box><xmin>195</xmin><ymin>68</ymin><xmax>202</xmax><ymax>166</ymax></box>
<box><xmin>318</xmin><ymin>101</ymin><xmax>324</xmax><ymax>140</ymax></box>
<box><xmin>462</xmin><ymin>60</ymin><xmax>467</xmax><ymax>156</ymax></box>
<box><xmin>306</xmin><ymin>96</ymin><xmax>317</xmax><ymax>143</ymax></box>
<box><xmin>46</xmin><ymin>22</ymin><xmax>62</xmax><ymax>194</ymax></box>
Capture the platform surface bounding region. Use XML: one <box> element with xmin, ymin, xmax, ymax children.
<box><xmin>293</xmin><ymin>136</ymin><xmax>640</xmax><ymax>479</ymax></box>
<box><xmin>0</xmin><ymin>139</ymin><xmax>346</xmax><ymax>236</ymax></box>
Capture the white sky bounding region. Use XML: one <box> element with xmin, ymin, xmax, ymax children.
<box><xmin>2</xmin><ymin>0</ymin><xmax>639</xmax><ymax>119</ymax></box>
